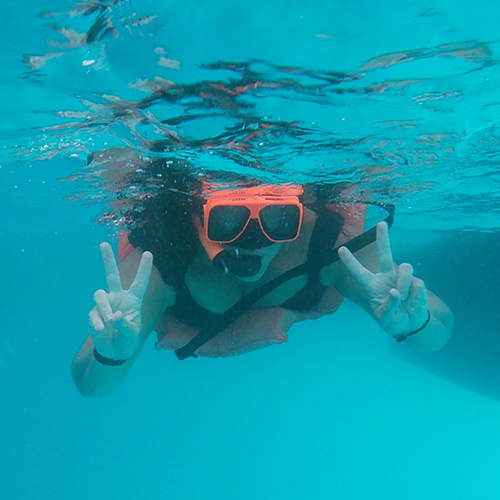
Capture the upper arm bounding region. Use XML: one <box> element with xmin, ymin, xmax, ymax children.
<box><xmin>120</xmin><ymin>248</ymin><xmax>176</xmax><ymax>337</ymax></box>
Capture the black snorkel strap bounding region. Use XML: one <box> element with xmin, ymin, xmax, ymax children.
<box><xmin>174</xmin><ymin>205</ymin><xmax>394</xmax><ymax>361</ymax></box>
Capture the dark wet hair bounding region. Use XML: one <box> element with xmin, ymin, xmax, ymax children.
<box><xmin>126</xmin><ymin>159</ymin><xmax>203</xmax><ymax>285</ymax></box>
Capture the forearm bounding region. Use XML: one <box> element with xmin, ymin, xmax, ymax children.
<box><xmin>71</xmin><ymin>335</ymin><xmax>142</xmax><ymax>397</ymax></box>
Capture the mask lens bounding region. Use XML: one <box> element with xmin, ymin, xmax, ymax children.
<box><xmin>207</xmin><ymin>205</ymin><xmax>250</xmax><ymax>242</ymax></box>
<box><xmin>260</xmin><ymin>204</ymin><xmax>300</xmax><ymax>241</ymax></box>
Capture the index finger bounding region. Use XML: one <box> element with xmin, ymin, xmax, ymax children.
<box><xmin>100</xmin><ymin>242</ymin><xmax>123</xmax><ymax>293</ymax></box>
<box><xmin>129</xmin><ymin>251</ymin><xmax>153</xmax><ymax>299</ymax></box>
<box><xmin>338</xmin><ymin>246</ymin><xmax>373</xmax><ymax>290</ymax></box>
<box><xmin>376</xmin><ymin>222</ymin><xmax>394</xmax><ymax>274</ymax></box>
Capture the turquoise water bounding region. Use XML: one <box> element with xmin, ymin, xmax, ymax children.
<box><xmin>2</xmin><ymin>1</ymin><xmax>500</xmax><ymax>498</ymax></box>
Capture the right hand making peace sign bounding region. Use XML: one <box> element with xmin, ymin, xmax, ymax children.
<box><xmin>89</xmin><ymin>243</ymin><xmax>153</xmax><ymax>361</ymax></box>
<box><xmin>338</xmin><ymin>222</ymin><xmax>430</xmax><ymax>338</ymax></box>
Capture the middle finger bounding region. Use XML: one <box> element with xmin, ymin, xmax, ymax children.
<box><xmin>129</xmin><ymin>251</ymin><xmax>153</xmax><ymax>299</ymax></box>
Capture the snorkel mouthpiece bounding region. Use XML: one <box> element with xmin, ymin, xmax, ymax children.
<box><xmin>212</xmin><ymin>251</ymin><xmax>263</xmax><ymax>278</ymax></box>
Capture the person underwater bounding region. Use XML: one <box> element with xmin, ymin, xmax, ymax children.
<box><xmin>72</xmin><ymin>182</ymin><xmax>453</xmax><ymax>397</ymax></box>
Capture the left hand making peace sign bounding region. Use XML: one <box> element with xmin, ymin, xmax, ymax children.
<box><xmin>338</xmin><ymin>222</ymin><xmax>429</xmax><ymax>338</ymax></box>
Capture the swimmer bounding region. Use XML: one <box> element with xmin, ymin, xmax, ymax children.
<box><xmin>72</xmin><ymin>182</ymin><xmax>453</xmax><ymax>397</ymax></box>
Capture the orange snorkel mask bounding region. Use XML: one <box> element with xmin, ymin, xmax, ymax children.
<box><xmin>195</xmin><ymin>184</ymin><xmax>304</xmax><ymax>277</ymax></box>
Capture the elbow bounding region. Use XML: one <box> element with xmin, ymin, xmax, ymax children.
<box><xmin>72</xmin><ymin>380</ymin><xmax>116</xmax><ymax>398</ymax></box>
<box><xmin>71</xmin><ymin>359</ymin><xmax>119</xmax><ymax>398</ymax></box>
<box><xmin>72</xmin><ymin>377</ymin><xmax>118</xmax><ymax>398</ymax></box>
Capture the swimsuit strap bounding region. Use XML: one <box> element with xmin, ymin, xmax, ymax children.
<box><xmin>174</xmin><ymin>204</ymin><xmax>394</xmax><ymax>361</ymax></box>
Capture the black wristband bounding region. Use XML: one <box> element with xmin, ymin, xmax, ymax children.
<box><xmin>394</xmin><ymin>311</ymin><xmax>431</xmax><ymax>343</ymax></box>
<box><xmin>93</xmin><ymin>347</ymin><xmax>128</xmax><ymax>366</ymax></box>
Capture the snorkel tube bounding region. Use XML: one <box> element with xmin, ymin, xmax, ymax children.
<box><xmin>194</xmin><ymin>215</ymin><xmax>264</xmax><ymax>278</ymax></box>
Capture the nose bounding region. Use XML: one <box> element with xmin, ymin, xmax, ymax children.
<box><xmin>231</xmin><ymin>219</ymin><xmax>274</xmax><ymax>249</ymax></box>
